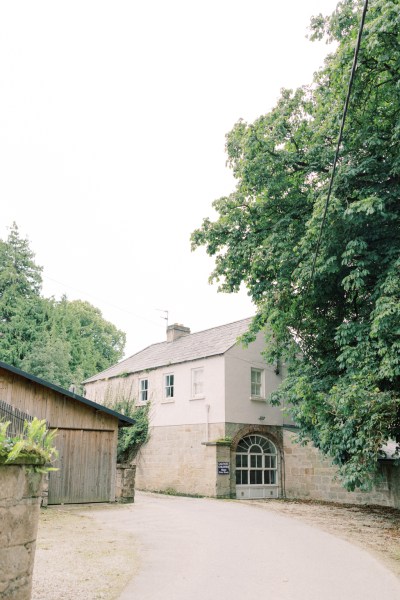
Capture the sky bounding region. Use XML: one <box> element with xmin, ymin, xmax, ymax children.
<box><xmin>0</xmin><ymin>0</ymin><xmax>339</xmax><ymax>359</ymax></box>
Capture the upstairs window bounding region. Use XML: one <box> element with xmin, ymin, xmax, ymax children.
<box><xmin>251</xmin><ymin>368</ymin><xmax>264</xmax><ymax>398</ymax></box>
<box><xmin>191</xmin><ymin>368</ymin><xmax>204</xmax><ymax>399</ymax></box>
<box><xmin>165</xmin><ymin>373</ymin><xmax>174</xmax><ymax>399</ymax></box>
<box><xmin>139</xmin><ymin>378</ymin><xmax>148</xmax><ymax>402</ymax></box>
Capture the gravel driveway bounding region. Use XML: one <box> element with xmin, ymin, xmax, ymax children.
<box><xmin>32</xmin><ymin>505</ymin><xmax>137</xmax><ymax>600</ymax></box>
<box><xmin>32</xmin><ymin>492</ymin><xmax>400</xmax><ymax>599</ymax></box>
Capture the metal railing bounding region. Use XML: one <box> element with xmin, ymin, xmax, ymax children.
<box><xmin>0</xmin><ymin>399</ymin><xmax>48</xmax><ymax>438</ymax></box>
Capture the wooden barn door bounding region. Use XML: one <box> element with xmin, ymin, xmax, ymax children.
<box><xmin>48</xmin><ymin>429</ymin><xmax>115</xmax><ymax>504</ymax></box>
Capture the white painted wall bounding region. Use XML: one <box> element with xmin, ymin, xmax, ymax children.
<box><xmin>224</xmin><ymin>331</ymin><xmax>285</xmax><ymax>425</ymax></box>
<box><xmin>142</xmin><ymin>355</ymin><xmax>226</xmax><ymax>426</ymax></box>
<box><xmin>85</xmin><ymin>354</ymin><xmax>226</xmax><ymax>427</ymax></box>
<box><xmin>84</xmin><ymin>330</ymin><xmax>293</xmax><ymax>431</ymax></box>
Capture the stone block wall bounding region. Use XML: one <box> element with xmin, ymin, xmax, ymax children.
<box><xmin>116</xmin><ymin>464</ymin><xmax>136</xmax><ymax>503</ymax></box>
<box><xmin>0</xmin><ymin>464</ymin><xmax>44</xmax><ymax>600</ymax></box>
<box><xmin>133</xmin><ymin>422</ymin><xmax>400</xmax><ymax>506</ymax></box>
<box><xmin>284</xmin><ymin>430</ymin><xmax>400</xmax><ymax>508</ymax></box>
<box><xmin>135</xmin><ymin>423</ymin><xmax>225</xmax><ymax>496</ymax></box>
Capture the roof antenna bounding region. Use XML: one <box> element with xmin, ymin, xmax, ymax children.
<box><xmin>156</xmin><ymin>309</ymin><xmax>169</xmax><ymax>327</ymax></box>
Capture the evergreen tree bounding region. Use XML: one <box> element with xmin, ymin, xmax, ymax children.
<box><xmin>0</xmin><ymin>224</ymin><xmax>126</xmax><ymax>389</ymax></box>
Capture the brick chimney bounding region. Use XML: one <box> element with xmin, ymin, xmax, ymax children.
<box><xmin>167</xmin><ymin>323</ymin><xmax>191</xmax><ymax>343</ymax></box>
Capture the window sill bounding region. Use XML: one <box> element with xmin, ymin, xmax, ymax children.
<box><xmin>190</xmin><ymin>396</ymin><xmax>205</xmax><ymax>401</ymax></box>
<box><xmin>250</xmin><ymin>396</ymin><xmax>267</xmax><ymax>403</ymax></box>
<box><xmin>161</xmin><ymin>399</ymin><xmax>175</xmax><ymax>404</ymax></box>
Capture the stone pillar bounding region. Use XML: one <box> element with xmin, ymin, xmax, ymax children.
<box><xmin>215</xmin><ymin>442</ymin><xmax>232</xmax><ymax>498</ymax></box>
<box><xmin>115</xmin><ymin>464</ymin><xmax>136</xmax><ymax>503</ymax></box>
<box><xmin>0</xmin><ymin>463</ymin><xmax>44</xmax><ymax>600</ymax></box>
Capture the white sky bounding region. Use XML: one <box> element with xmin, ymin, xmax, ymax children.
<box><xmin>0</xmin><ymin>0</ymin><xmax>338</xmax><ymax>358</ymax></box>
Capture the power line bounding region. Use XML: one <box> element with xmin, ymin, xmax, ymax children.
<box><xmin>305</xmin><ymin>0</ymin><xmax>369</xmax><ymax>298</ymax></box>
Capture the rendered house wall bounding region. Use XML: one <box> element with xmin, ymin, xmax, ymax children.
<box><xmin>84</xmin><ymin>355</ymin><xmax>226</xmax><ymax>426</ymax></box>
<box><xmin>224</xmin><ymin>331</ymin><xmax>285</xmax><ymax>426</ymax></box>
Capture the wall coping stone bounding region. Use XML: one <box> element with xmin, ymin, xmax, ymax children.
<box><xmin>0</xmin><ymin>456</ymin><xmax>45</xmax><ymax>466</ymax></box>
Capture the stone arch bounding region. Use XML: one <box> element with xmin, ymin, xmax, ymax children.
<box><xmin>230</xmin><ymin>425</ymin><xmax>285</xmax><ymax>498</ymax></box>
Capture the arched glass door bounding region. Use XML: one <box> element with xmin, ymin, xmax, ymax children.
<box><xmin>235</xmin><ymin>434</ymin><xmax>279</xmax><ymax>499</ymax></box>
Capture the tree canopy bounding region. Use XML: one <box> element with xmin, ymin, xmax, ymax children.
<box><xmin>0</xmin><ymin>223</ymin><xmax>126</xmax><ymax>391</ymax></box>
<box><xmin>192</xmin><ymin>0</ymin><xmax>400</xmax><ymax>490</ymax></box>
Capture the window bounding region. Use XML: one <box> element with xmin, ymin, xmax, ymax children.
<box><xmin>235</xmin><ymin>435</ymin><xmax>277</xmax><ymax>486</ymax></box>
<box><xmin>139</xmin><ymin>378</ymin><xmax>148</xmax><ymax>402</ymax></box>
<box><xmin>191</xmin><ymin>368</ymin><xmax>204</xmax><ymax>399</ymax></box>
<box><xmin>251</xmin><ymin>368</ymin><xmax>264</xmax><ymax>398</ymax></box>
<box><xmin>165</xmin><ymin>373</ymin><xmax>174</xmax><ymax>398</ymax></box>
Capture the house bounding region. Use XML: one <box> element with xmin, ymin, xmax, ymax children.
<box><xmin>84</xmin><ymin>319</ymin><xmax>400</xmax><ymax>507</ymax></box>
<box><xmin>83</xmin><ymin>318</ymin><xmax>290</xmax><ymax>499</ymax></box>
<box><xmin>0</xmin><ymin>360</ymin><xmax>135</xmax><ymax>504</ymax></box>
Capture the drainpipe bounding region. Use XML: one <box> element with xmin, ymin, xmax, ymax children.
<box><xmin>205</xmin><ymin>404</ymin><xmax>210</xmax><ymax>442</ymax></box>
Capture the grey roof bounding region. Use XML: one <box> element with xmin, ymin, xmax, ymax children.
<box><xmin>83</xmin><ymin>317</ymin><xmax>253</xmax><ymax>383</ymax></box>
<box><xmin>0</xmin><ymin>360</ymin><xmax>135</xmax><ymax>427</ymax></box>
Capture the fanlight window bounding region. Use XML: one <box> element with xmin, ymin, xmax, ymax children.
<box><xmin>236</xmin><ymin>435</ymin><xmax>277</xmax><ymax>486</ymax></box>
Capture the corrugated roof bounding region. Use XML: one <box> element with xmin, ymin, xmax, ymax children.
<box><xmin>83</xmin><ymin>317</ymin><xmax>253</xmax><ymax>383</ymax></box>
<box><xmin>0</xmin><ymin>360</ymin><xmax>135</xmax><ymax>427</ymax></box>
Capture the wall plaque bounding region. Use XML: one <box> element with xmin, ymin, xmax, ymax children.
<box><xmin>217</xmin><ymin>461</ymin><xmax>230</xmax><ymax>475</ymax></box>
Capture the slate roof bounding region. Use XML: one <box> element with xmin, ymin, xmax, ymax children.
<box><xmin>83</xmin><ymin>317</ymin><xmax>253</xmax><ymax>383</ymax></box>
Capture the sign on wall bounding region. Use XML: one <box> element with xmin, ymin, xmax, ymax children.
<box><xmin>217</xmin><ymin>461</ymin><xmax>230</xmax><ymax>475</ymax></box>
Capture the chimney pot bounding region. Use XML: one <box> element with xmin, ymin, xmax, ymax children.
<box><xmin>167</xmin><ymin>323</ymin><xmax>190</xmax><ymax>342</ymax></box>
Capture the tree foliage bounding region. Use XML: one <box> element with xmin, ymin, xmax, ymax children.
<box><xmin>192</xmin><ymin>0</ymin><xmax>400</xmax><ymax>490</ymax></box>
<box><xmin>0</xmin><ymin>223</ymin><xmax>126</xmax><ymax>390</ymax></box>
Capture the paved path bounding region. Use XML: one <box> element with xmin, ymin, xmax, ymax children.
<box><xmin>90</xmin><ymin>492</ymin><xmax>400</xmax><ymax>600</ymax></box>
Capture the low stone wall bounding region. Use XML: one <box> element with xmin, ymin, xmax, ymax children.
<box><xmin>284</xmin><ymin>430</ymin><xmax>400</xmax><ymax>508</ymax></box>
<box><xmin>116</xmin><ymin>464</ymin><xmax>136</xmax><ymax>503</ymax></box>
<box><xmin>0</xmin><ymin>464</ymin><xmax>44</xmax><ymax>600</ymax></box>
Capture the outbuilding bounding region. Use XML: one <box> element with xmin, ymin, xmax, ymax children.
<box><xmin>0</xmin><ymin>360</ymin><xmax>134</xmax><ymax>504</ymax></box>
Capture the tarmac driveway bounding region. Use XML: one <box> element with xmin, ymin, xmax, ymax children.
<box><xmin>86</xmin><ymin>491</ymin><xmax>400</xmax><ymax>600</ymax></box>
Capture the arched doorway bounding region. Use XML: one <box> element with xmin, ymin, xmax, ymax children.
<box><xmin>235</xmin><ymin>434</ymin><xmax>279</xmax><ymax>499</ymax></box>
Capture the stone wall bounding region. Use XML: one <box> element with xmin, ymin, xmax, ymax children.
<box><xmin>116</xmin><ymin>464</ymin><xmax>136</xmax><ymax>503</ymax></box>
<box><xmin>284</xmin><ymin>430</ymin><xmax>400</xmax><ymax>508</ymax></box>
<box><xmin>0</xmin><ymin>464</ymin><xmax>44</xmax><ymax>600</ymax></box>
<box><xmin>134</xmin><ymin>422</ymin><xmax>400</xmax><ymax>506</ymax></box>
<box><xmin>135</xmin><ymin>423</ymin><xmax>225</xmax><ymax>496</ymax></box>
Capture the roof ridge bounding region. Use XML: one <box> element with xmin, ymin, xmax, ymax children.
<box><xmin>83</xmin><ymin>316</ymin><xmax>255</xmax><ymax>384</ymax></box>
<box><xmin>188</xmin><ymin>316</ymin><xmax>253</xmax><ymax>337</ymax></box>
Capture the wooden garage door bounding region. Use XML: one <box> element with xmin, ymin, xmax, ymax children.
<box><xmin>48</xmin><ymin>429</ymin><xmax>114</xmax><ymax>504</ymax></box>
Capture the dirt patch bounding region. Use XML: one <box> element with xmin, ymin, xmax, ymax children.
<box><xmin>240</xmin><ymin>498</ymin><xmax>400</xmax><ymax>577</ymax></box>
<box><xmin>32</xmin><ymin>505</ymin><xmax>137</xmax><ymax>600</ymax></box>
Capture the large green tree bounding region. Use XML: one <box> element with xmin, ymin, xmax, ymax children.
<box><xmin>0</xmin><ymin>224</ymin><xmax>126</xmax><ymax>390</ymax></box>
<box><xmin>192</xmin><ymin>0</ymin><xmax>400</xmax><ymax>490</ymax></box>
<box><xmin>0</xmin><ymin>223</ymin><xmax>46</xmax><ymax>364</ymax></box>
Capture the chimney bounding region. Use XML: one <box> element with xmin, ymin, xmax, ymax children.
<box><xmin>167</xmin><ymin>323</ymin><xmax>191</xmax><ymax>343</ymax></box>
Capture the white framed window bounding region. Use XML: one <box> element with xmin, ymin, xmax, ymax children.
<box><xmin>139</xmin><ymin>378</ymin><xmax>148</xmax><ymax>402</ymax></box>
<box><xmin>164</xmin><ymin>373</ymin><xmax>174</xmax><ymax>399</ymax></box>
<box><xmin>235</xmin><ymin>435</ymin><xmax>278</xmax><ymax>486</ymax></box>
<box><xmin>251</xmin><ymin>368</ymin><xmax>264</xmax><ymax>398</ymax></box>
<box><xmin>191</xmin><ymin>367</ymin><xmax>204</xmax><ymax>399</ymax></box>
